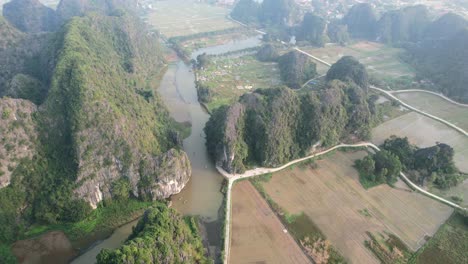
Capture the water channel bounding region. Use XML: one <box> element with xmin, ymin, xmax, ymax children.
<box><xmin>70</xmin><ymin>35</ymin><xmax>262</xmax><ymax>263</ymax></box>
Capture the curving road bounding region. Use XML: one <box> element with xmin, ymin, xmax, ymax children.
<box><xmin>391</xmin><ymin>89</ymin><xmax>468</xmax><ymax>108</ymax></box>
<box><xmin>370</xmin><ymin>86</ymin><xmax>468</xmax><ymax>137</ymax></box>
<box><xmin>220</xmin><ymin>142</ymin><xmax>467</xmax><ymax>264</ymax></box>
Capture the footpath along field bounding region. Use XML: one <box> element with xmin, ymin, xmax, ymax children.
<box><xmin>261</xmin><ymin>151</ymin><xmax>453</xmax><ymax>264</ymax></box>
<box><xmin>394</xmin><ymin>91</ymin><xmax>468</xmax><ymax>131</ymax></box>
<box><xmin>229</xmin><ymin>181</ymin><xmax>310</xmax><ymax>264</ymax></box>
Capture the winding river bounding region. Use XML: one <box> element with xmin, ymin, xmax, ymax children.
<box><xmin>70</xmin><ymin>35</ymin><xmax>261</xmax><ymax>263</ymax></box>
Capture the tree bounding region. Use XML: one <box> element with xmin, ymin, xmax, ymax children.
<box><xmin>327</xmin><ymin>20</ymin><xmax>350</xmax><ymax>45</ymax></box>
<box><xmin>296</xmin><ymin>12</ymin><xmax>326</xmax><ymax>46</ymax></box>
<box><xmin>196</xmin><ymin>53</ymin><xmax>210</xmax><ymax>69</ymax></box>
<box><xmin>343</xmin><ymin>3</ymin><xmax>377</xmax><ymax>40</ymax></box>
<box><xmin>230</xmin><ymin>0</ymin><xmax>259</xmax><ymax>24</ymax></box>
<box><xmin>326</xmin><ymin>56</ymin><xmax>368</xmax><ymax>91</ymax></box>
<box><xmin>373</xmin><ymin>150</ymin><xmax>402</xmax><ymax>185</ymax></box>
<box><xmin>381</xmin><ymin>136</ymin><xmax>415</xmax><ymax>169</ymax></box>
<box><xmin>259</xmin><ymin>0</ymin><xmax>297</xmax><ymax>26</ymax></box>
<box><xmin>256</xmin><ymin>44</ymin><xmax>279</xmax><ymax>62</ymax></box>
<box><xmin>278</xmin><ymin>51</ymin><xmax>317</xmax><ymax>89</ymax></box>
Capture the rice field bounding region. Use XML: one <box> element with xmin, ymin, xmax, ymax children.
<box><xmin>394</xmin><ymin>91</ymin><xmax>468</xmax><ymax>132</ymax></box>
<box><xmin>260</xmin><ymin>151</ymin><xmax>453</xmax><ymax>264</ymax></box>
<box><xmin>229</xmin><ymin>180</ymin><xmax>310</xmax><ymax>264</ymax></box>
<box><xmin>301</xmin><ymin>41</ymin><xmax>415</xmax><ymax>79</ymax></box>
<box><xmin>144</xmin><ymin>0</ymin><xmax>240</xmax><ymax>38</ymax></box>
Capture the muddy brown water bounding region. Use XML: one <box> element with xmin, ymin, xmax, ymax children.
<box><xmin>13</xmin><ymin>35</ymin><xmax>261</xmax><ymax>264</ymax></box>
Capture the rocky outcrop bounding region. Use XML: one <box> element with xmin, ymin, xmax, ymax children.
<box><xmin>138</xmin><ymin>148</ymin><xmax>191</xmax><ymax>201</ymax></box>
<box><xmin>0</xmin><ymin>98</ymin><xmax>38</xmax><ymax>188</ymax></box>
<box><xmin>74</xmin><ymin>148</ymin><xmax>191</xmax><ymax>209</ymax></box>
<box><xmin>2</xmin><ymin>0</ymin><xmax>60</xmax><ymax>33</ymax></box>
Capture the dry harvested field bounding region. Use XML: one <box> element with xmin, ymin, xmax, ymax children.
<box><xmin>145</xmin><ymin>0</ymin><xmax>239</xmax><ymax>38</ymax></box>
<box><xmin>301</xmin><ymin>41</ymin><xmax>414</xmax><ymax>79</ymax></box>
<box><xmin>372</xmin><ymin>111</ymin><xmax>468</xmax><ymax>173</ymax></box>
<box><xmin>394</xmin><ymin>91</ymin><xmax>468</xmax><ymax>131</ymax></box>
<box><xmin>262</xmin><ymin>151</ymin><xmax>453</xmax><ymax>264</ymax></box>
<box><xmin>230</xmin><ymin>181</ymin><xmax>310</xmax><ymax>264</ymax></box>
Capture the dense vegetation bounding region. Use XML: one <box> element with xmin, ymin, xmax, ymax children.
<box><xmin>230</xmin><ymin>0</ymin><xmax>259</xmax><ymax>24</ymax></box>
<box><xmin>326</xmin><ymin>56</ymin><xmax>368</xmax><ymax>91</ymax></box>
<box><xmin>295</xmin><ymin>12</ymin><xmax>326</xmax><ymax>46</ymax></box>
<box><xmin>355</xmin><ymin>136</ymin><xmax>464</xmax><ymax>189</ymax></box>
<box><xmin>342</xmin><ymin>3</ymin><xmax>377</xmax><ymax>40</ymax></box>
<box><xmin>0</xmin><ymin>5</ymin><xmax>192</xmax><ymax>262</ymax></box>
<box><xmin>412</xmin><ymin>211</ymin><xmax>468</xmax><ymax>264</ymax></box>
<box><xmin>205</xmin><ymin>57</ymin><xmax>374</xmax><ymax>173</ymax></box>
<box><xmin>256</xmin><ymin>43</ymin><xmax>279</xmax><ymax>62</ymax></box>
<box><xmin>278</xmin><ymin>50</ymin><xmax>317</xmax><ymax>89</ymax></box>
<box><xmin>2</xmin><ymin>0</ymin><xmax>60</xmax><ymax>33</ymax></box>
<box><xmin>404</xmin><ymin>18</ymin><xmax>468</xmax><ymax>102</ymax></box>
<box><xmin>97</xmin><ymin>204</ymin><xmax>209</xmax><ymax>264</ymax></box>
<box><xmin>376</xmin><ymin>5</ymin><xmax>430</xmax><ymax>44</ymax></box>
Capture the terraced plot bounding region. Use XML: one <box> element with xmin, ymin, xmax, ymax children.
<box><xmin>262</xmin><ymin>151</ymin><xmax>453</xmax><ymax>264</ymax></box>
<box><xmin>230</xmin><ymin>181</ymin><xmax>310</xmax><ymax>264</ymax></box>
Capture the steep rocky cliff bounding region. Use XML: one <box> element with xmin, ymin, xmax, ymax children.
<box><xmin>0</xmin><ymin>98</ymin><xmax>38</xmax><ymax>188</ymax></box>
<box><xmin>0</xmin><ymin>16</ymin><xmax>52</xmax><ymax>101</ymax></box>
<box><xmin>0</xmin><ymin>10</ymin><xmax>191</xmax><ymax>213</ymax></box>
<box><xmin>38</xmin><ymin>13</ymin><xmax>190</xmax><ymax>208</ymax></box>
<box><xmin>2</xmin><ymin>0</ymin><xmax>60</xmax><ymax>32</ymax></box>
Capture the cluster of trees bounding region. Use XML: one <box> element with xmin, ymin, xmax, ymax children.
<box><xmin>205</xmin><ymin>56</ymin><xmax>374</xmax><ymax>173</ymax></box>
<box><xmin>255</xmin><ymin>47</ymin><xmax>317</xmax><ymax>89</ymax></box>
<box><xmin>278</xmin><ymin>50</ymin><xmax>317</xmax><ymax>89</ymax></box>
<box><xmin>97</xmin><ymin>205</ymin><xmax>209</xmax><ymax>264</ymax></box>
<box><xmin>356</xmin><ymin>136</ymin><xmax>463</xmax><ymax>189</ymax></box>
<box><xmin>231</xmin><ymin>0</ymin><xmax>298</xmax><ymax>27</ymax></box>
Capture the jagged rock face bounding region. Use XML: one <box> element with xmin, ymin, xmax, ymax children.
<box><xmin>0</xmin><ymin>17</ymin><xmax>53</xmax><ymax>98</ymax></box>
<box><xmin>2</xmin><ymin>0</ymin><xmax>60</xmax><ymax>32</ymax></box>
<box><xmin>73</xmin><ymin>148</ymin><xmax>191</xmax><ymax>209</ymax></box>
<box><xmin>0</xmin><ymin>98</ymin><xmax>38</xmax><ymax>188</ymax></box>
<box><xmin>219</xmin><ymin>102</ymin><xmax>246</xmax><ymax>173</ymax></box>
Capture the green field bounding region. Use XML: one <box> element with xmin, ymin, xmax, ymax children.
<box><xmin>412</xmin><ymin>212</ymin><xmax>468</xmax><ymax>264</ymax></box>
<box><xmin>395</xmin><ymin>91</ymin><xmax>468</xmax><ymax>131</ymax></box>
<box><xmin>301</xmin><ymin>41</ymin><xmax>415</xmax><ymax>80</ymax></box>
<box><xmin>197</xmin><ymin>54</ymin><xmax>281</xmax><ymax>111</ymax></box>
<box><xmin>145</xmin><ymin>0</ymin><xmax>240</xmax><ymax>38</ymax></box>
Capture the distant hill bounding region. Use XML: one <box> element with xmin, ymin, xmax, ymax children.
<box><xmin>2</xmin><ymin>0</ymin><xmax>60</xmax><ymax>32</ymax></box>
<box><xmin>406</xmin><ymin>27</ymin><xmax>468</xmax><ymax>103</ymax></box>
<box><xmin>343</xmin><ymin>3</ymin><xmax>377</xmax><ymax>40</ymax></box>
<box><xmin>376</xmin><ymin>5</ymin><xmax>430</xmax><ymax>44</ymax></box>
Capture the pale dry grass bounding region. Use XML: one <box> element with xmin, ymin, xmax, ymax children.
<box><xmin>145</xmin><ymin>0</ymin><xmax>239</xmax><ymax>38</ymax></box>
<box><xmin>262</xmin><ymin>151</ymin><xmax>453</xmax><ymax>264</ymax></box>
<box><xmin>230</xmin><ymin>181</ymin><xmax>310</xmax><ymax>264</ymax></box>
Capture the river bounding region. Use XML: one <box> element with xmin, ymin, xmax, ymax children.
<box><xmin>69</xmin><ymin>35</ymin><xmax>261</xmax><ymax>263</ymax></box>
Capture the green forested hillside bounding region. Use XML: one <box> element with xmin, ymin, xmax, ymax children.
<box><xmin>0</xmin><ymin>10</ymin><xmax>192</xmax><ymax>262</ymax></box>
<box><xmin>97</xmin><ymin>205</ymin><xmax>209</xmax><ymax>264</ymax></box>
<box><xmin>205</xmin><ymin>57</ymin><xmax>373</xmax><ymax>173</ymax></box>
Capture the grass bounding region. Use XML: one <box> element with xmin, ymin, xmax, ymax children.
<box><xmin>365</xmin><ymin>231</ymin><xmax>412</xmax><ymax>264</ymax></box>
<box><xmin>172</xmin><ymin>120</ymin><xmax>192</xmax><ymax>139</ymax></box>
<box><xmin>197</xmin><ymin>54</ymin><xmax>281</xmax><ymax>111</ymax></box>
<box><xmin>24</xmin><ymin>199</ymin><xmax>156</xmax><ymax>245</ymax></box>
<box><xmin>411</xmin><ymin>212</ymin><xmax>468</xmax><ymax>264</ymax></box>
